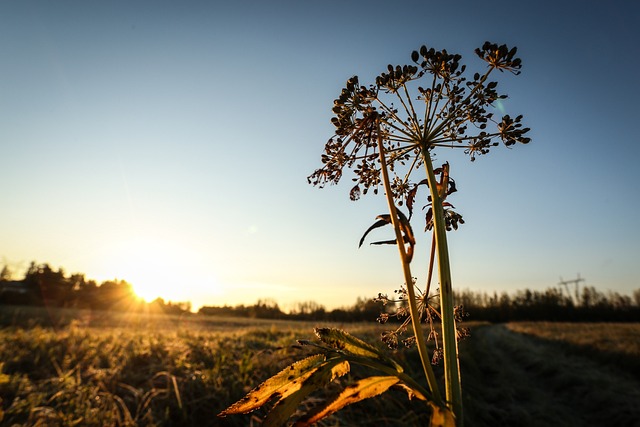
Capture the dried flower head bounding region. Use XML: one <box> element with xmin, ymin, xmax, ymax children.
<box><xmin>308</xmin><ymin>42</ymin><xmax>531</xmax><ymax>211</ymax></box>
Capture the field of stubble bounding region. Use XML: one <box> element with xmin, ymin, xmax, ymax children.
<box><xmin>1</xmin><ymin>309</ymin><xmax>639</xmax><ymax>426</ymax></box>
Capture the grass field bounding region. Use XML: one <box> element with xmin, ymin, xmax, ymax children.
<box><xmin>1</xmin><ymin>308</ymin><xmax>640</xmax><ymax>426</ymax></box>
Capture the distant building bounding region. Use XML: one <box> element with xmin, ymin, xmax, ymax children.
<box><xmin>0</xmin><ymin>280</ymin><xmax>37</xmax><ymax>305</ymax></box>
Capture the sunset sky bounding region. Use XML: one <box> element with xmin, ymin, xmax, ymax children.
<box><xmin>1</xmin><ymin>1</ymin><xmax>639</xmax><ymax>312</ymax></box>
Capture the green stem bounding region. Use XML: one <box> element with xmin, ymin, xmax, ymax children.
<box><xmin>421</xmin><ymin>150</ymin><xmax>463</xmax><ymax>424</ymax></box>
<box><xmin>375</xmin><ymin>123</ymin><xmax>443</xmax><ymax>407</ymax></box>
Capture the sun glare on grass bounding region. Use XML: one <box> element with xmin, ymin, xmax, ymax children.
<box><xmin>98</xmin><ymin>237</ymin><xmax>220</xmax><ymax>306</ymax></box>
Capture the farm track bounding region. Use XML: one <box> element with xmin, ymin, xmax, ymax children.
<box><xmin>460</xmin><ymin>324</ymin><xmax>640</xmax><ymax>427</ymax></box>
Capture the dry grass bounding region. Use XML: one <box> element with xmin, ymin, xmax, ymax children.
<box><xmin>505</xmin><ymin>322</ymin><xmax>640</xmax><ymax>358</ymax></box>
<box><xmin>505</xmin><ymin>322</ymin><xmax>640</xmax><ymax>379</ymax></box>
<box><xmin>2</xmin><ymin>314</ymin><xmax>640</xmax><ymax>426</ymax></box>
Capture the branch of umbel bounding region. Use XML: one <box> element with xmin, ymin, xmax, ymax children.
<box><xmin>308</xmin><ymin>42</ymin><xmax>530</xmax><ymax>210</ymax></box>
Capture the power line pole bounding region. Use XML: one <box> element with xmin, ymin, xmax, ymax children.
<box><xmin>558</xmin><ymin>274</ymin><xmax>585</xmax><ymax>304</ymax></box>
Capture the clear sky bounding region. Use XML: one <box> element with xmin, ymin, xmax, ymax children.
<box><xmin>1</xmin><ymin>1</ymin><xmax>639</xmax><ymax>312</ymax></box>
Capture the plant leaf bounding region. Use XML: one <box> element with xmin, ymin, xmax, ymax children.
<box><xmin>263</xmin><ymin>359</ymin><xmax>350</xmax><ymax>427</ymax></box>
<box><xmin>396</xmin><ymin>383</ymin><xmax>428</xmax><ymax>401</ymax></box>
<box><xmin>358</xmin><ymin>215</ymin><xmax>391</xmax><ymax>248</ymax></box>
<box><xmin>295</xmin><ymin>376</ymin><xmax>400</xmax><ymax>426</ymax></box>
<box><xmin>396</xmin><ymin>209</ymin><xmax>416</xmax><ymax>262</ymax></box>
<box><xmin>314</xmin><ymin>328</ymin><xmax>402</xmax><ymax>372</ymax></box>
<box><xmin>218</xmin><ymin>354</ymin><xmax>327</xmax><ymax>416</ymax></box>
<box><xmin>358</xmin><ymin>210</ymin><xmax>415</xmax><ymax>262</ymax></box>
<box><xmin>430</xmin><ymin>405</ymin><xmax>457</xmax><ymax>427</ymax></box>
<box><xmin>369</xmin><ymin>239</ymin><xmax>399</xmax><ymax>246</ymax></box>
<box><xmin>314</xmin><ymin>328</ymin><xmax>380</xmax><ymax>359</ymax></box>
<box><xmin>407</xmin><ymin>178</ymin><xmax>429</xmax><ymax>219</ymax></box>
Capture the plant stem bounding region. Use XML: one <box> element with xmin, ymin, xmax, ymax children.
<box><xmin>421</xmin><ymin>150</ymin><xmax>463</xmax><ymax>424</ymax></box>
<box><xmin>375</xmin><ymin>123</ymin><xmax>443</xmax><ymax>407</ymax></box>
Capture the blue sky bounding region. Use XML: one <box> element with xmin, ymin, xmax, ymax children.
<box><xmin>1</xmin><ymin>1</ymin><xmax>639</xmax><ymax>311</ymax></box>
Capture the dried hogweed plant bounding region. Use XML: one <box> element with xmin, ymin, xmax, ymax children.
<box><xmin>220</xmin><ymin>42</ymin><xmax>530</xmax><ymax>426</ymax></box>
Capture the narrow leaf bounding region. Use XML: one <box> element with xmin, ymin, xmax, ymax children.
<box><xmin>315</xmin><ymin>328</ymin><xmax>379</xmax><ymax>359</ymax></box>
<box><xmin>263</xmin><ymin>359</ymin><xmax>350</xmax><ymax>427</ymax></box>
<box><xmin>359</xmin><ymin>210</ymin><xmax>415</xmax><ymax>262</ymax></box>
<box><xmin>358</xmin><ymin>215</ymin><xmax>391</xmax><ymax>248</ymax></box>
<box><xmin>370</xmin><ymin>239</ymin><xmax>398</xmax><ymax>246</ymax></box>
<box><xmin>295</xmin><ymin>376</ymin><xmax>400</xmax><ymax>425</ymax></box>
<box><xmin>218</xmin><ymin>354</ymin><xmax>326</xmax><ymax>416</ymax></box>
<box><xmin>407</xmin><ymin>179</ymin><xmax>429</xmax><ymax>219</ymax></box>
<box><xmin>314</xmin><ymin>328</ymin><xmax>402</xmax><ymax>372</ymax></box>
<box><xmin>396</xmin><ymin>209</ymin><xmax>416</xmax><ymax>262</ymax></box>
<box><xmin>396</xmin><ymin>383</ymin><xmax>428</xmax><ymax>401</ymax></box>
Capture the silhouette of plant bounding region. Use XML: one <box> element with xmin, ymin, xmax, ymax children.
<box><xmin>220</xmin><ymin>41</ymin><xmax>530</xmax><ymax>426</ymax></box>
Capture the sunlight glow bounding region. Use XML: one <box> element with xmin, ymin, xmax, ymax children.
<box><xmin>97</xmin><ymin>237</ymin><xmax>221</xmax><ymax>305</ymax></box>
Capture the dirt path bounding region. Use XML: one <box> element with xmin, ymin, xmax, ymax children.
<box><xmin>459</xmin><ymin>324</ymin><xmax>640</xmax><ymax>427</ymax></box>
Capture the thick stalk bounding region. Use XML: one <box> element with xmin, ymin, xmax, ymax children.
<box><xmin>375</xmin><ymin>128</ymin><xmax>443</xmax><ymax>407</ymax></box>
<box><xmin>421</xmin><ymin>150</ymin><xmax>463</xmax><ymax>424</ymax></box>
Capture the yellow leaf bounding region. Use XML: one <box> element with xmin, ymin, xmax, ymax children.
<box><xmin>295</xmin><ymin>376</ymin><xmax>400</xmax><ymax>426</ymax></box>
<box><xmin>263</xmin><ymin>359</ymin><xmax>350</xmax><ymax>427</ymax></box>
<box><xmin>314</xmin><ymin>328</ymin><xmax>403</xmax><ymax>372</ymax></box>
<box><xmin>218</xmin><ymin>354</ymin><xmax>326</xmax><ymax>416</ymax></box>
<box><xmin>396</xmin><ymin>383</ymin><xmax>428</xmax><ymax>401</ymax></box>
<box><xmin>430</xmin><ymin>405</ymin><xmax>456</xmax><ymax>427</ymax></box>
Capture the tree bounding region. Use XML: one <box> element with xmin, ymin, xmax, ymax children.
<box><xmin>249</xmin><ymin>299</ymin><xmax>283</xmax><ymax>319</ymax></box>
<box><xmin>291</xmin><ymin>300</ymin><xmax>326</xmax><ymax>319</ymax></box>
<box><xmin>0</xmin><ymin>265</ymin><xmax>12</xmax><ymax>282</ymax></box>
<box><xmin>94</xmin><ymin>279</ymin><xmax>137</xmax><ymax>311</ymax></box>
<box><xmin>23</xmin><ymin>262</ymin><xmax>74</xmax><ymax>307</ymax></box>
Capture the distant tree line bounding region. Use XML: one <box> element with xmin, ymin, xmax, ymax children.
<box><xmin>2</xmin><ymin>262</ymin><xmax>638</xmax><ymax>322</ymax></box>
<box><xmin>455</xmin><ymin>286</ymin><xmax>640</xmax><ymax>322</ymax></box>
<box><xmin>199</xmin><ymin>289</ymin><xmax>640</xmax><ymax>323</ymax></box>
<box><xmin>198</xmin><ymin>297</ymin><xmax>386</xmax><ymax>323</ymax></box>
<box><xmin>0</xmin><ymin>262</ymin><xmax>190</xmax><ymax>314</ymax></box>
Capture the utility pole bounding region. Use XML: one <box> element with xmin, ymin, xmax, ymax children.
<box><xmin>558</xmin><ymin>274</ymin><xmax>585</xmax><ymax>304</ymax></box>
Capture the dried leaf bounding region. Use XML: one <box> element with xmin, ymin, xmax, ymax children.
<box><xmin>369</xmin><ymin>239</ymin><xmax>399</xmax><ymax>246</ymax></box>
<box><xmin>430</xmin><ymin>405</ymin><xmax>456</xmax><ymax>427</ymax></box>
<box><xmin>358</xmin><ymin>215</ymin><xmax>391</xmax><ymax>248</ymax></box>
<box><xmin>218</xmin><ymin>354</ymin><xmax>327</xmax><ymax>416</ymax></box>
<box><xmin>314</xmin><ymin>328</ymin><xmax>403</xmax><ymax>372</ymax></box>
<box><xmin>407</xmin><ymin>179</ymin><xmax>429</xmax><ymax>219</ymax></box>
<box><xmin>263</xmin><ymin>359</ymin><xmax>350</xmax><ymax>427</ymax></box>
<box><xmin>295</xmin><ymin>376</ymin><xmax>400</xmax><ymax>425</ymax></box>
<box><xmin>396</xmin><ymin>209</ymin><xmax>416</xmax><ymax>262</ymax></box>
<box><xmin>358</xmin><ymin>210</ymin><xmax>415</xmax><ymax>262</ymax></box>
<box><xmin>396</xmin><ymin>383</ymin><xmax>428</xmax><ymax>401</ymax></box>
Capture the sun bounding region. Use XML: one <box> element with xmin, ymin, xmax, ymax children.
<box><xmin>98</xmin><ymin>237</ymin><xmax>220</xmax><ymax>305</ymax></box>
